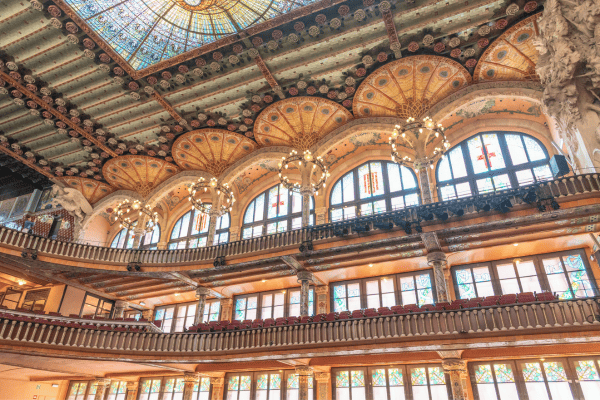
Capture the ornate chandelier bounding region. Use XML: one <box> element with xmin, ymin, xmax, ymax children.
<box><xmin>112</xmin><ymin>199</ymin><xmax>159</xmax><ymax>234</ymax></box>
<box><xmin>278</xmin><ymin>150</ymin><xmax>329</xmax><ymax>195</ymax></box>
<box><xmin>390</xmin><ymin>116</ymin><xmax>450</xmax><ymax>170</ymax></box>
<box><xmin>188</xmin><ymin>177</ymin><xmax>235</xmax><ymax>215</ymax></box>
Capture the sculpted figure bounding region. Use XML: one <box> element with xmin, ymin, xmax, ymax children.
<box><xmin>50</xmin><ymin>185</ymin><xmax>93</xmax><ymax>238</ymax></box>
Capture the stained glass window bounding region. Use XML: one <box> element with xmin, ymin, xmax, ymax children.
<box><xmin>106</xmin><ymin>381</ymin><xmax>128</xmax><ymax>400</ymax></box>
<box><xmin>371</xmin><ymin>368</ymin><xmax>405</xmax><ymax>400</ymax></box>
<box><xmin>64</xmin><ymin>0</ymin><xmax>321</xmax><ymax>70</ymax></box>
<box><xmin>110</xmin><ymin>223</ymin><xmax>159</xmax><ymax>250</ymax></box>
<box><xmin>203</xmin><ymin>300</ymin><xmax>221</xmax><ymax>323</ymax></box>
<box><xmin>409</xmin><ymin>367</ymin><xmax>449</xmax><ymax>400</ymax></box>
<box><xmin>400</xmin><ymin>273</ymin><xmax>434</xmax><ymax>306</ymax></box>
<box><xmin>139</xmin><ymin>378</ymin><xmax>162</xmax><ymax>400</ymax></box>
<box><xmin>521</xmin><ymin>361</ymin><xmax>574</xmax><ymax>400</ymax></box>
<box><xmin>235</xmin><ymin>288</ymin><xmax>314</xmax><ymax>321</ymax></box>
<box><xmin>226</xmin><ymin>375</ymin><xmax>252</xmax><ymax>400</ymax></box>
<box><xmin>168</xmin><ymin>208</ymin><xmax>229</xmax><ymax>249</ymax></box>
<box><xmin>163</xmin><ymin>378</ymin><xmax>185</xmax><ymax>400</ymax></box>
<box><xmin>575</xmin><ymin>360</ymin><xmax>600</xmax><ymax>400</ymax></box>
<box><xmin>542</xmin><ymin>254</ymin><xmax>595</xmax><ymax>299</ymax></box>
<box><xmin>192</xmin><ymin>378</ymin><xmax>212</xmax><ymax>400</ymax></box>
<box><xmin>67</xmin><ymin>382</ymin><xmax>89</xmax><ymax>400</ymax></box>
<box><xmin>330</xmin><ymin>161</ymin><xmax>419</xmax><ymax>222</ymax></box>
<box><xmin>233</xmin><ymin>295</ymin><xmax>258</xmax><ymax>321</ymax></box>
<box><xmin>154</xmin><ymin>305</ymin><xmax>176</xmax><ymax>333</ymax></box>
<box><xmin>335</xmin><ymin>370</ymin><xmax>366</xmax><ymax>400</ymax></box>
<box><xmin>473</xmin><ymin>363</ymin><xmax>519</xmax><ymax>400</ymax></box>
<box><xmin>436</xmin><ymin>132</ymin><xmax>551</xmax><ymax>201</ymax></box>
<box><xmin>256</xmin><ymin>373</ymin><xmax>282</xmax><ymax>400</ymax></box>
<box><xmin>454</xmin><ymin>265</ymin><xmax>495</xmax><ymax>299</ymax></box>
<box><xmin>242</xmin><ymin>184</ymin><xmax>314</xmax><ymax>239</ymax></box>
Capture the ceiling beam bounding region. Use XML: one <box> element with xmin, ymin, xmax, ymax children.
<box><xmin>253</xmin><ymin>54</ymin><xmax>284</xmax><ymax>99</ymax></box>
<box><xmin>151</xmin><ymin>91</ymin><xmax>191</xmax><ymax>130</ymax></box>
<box><xmin>0</xmin><ymin>141</ymin><xmax>56</xmax><ymax>180</ymax></box>
<box><xmin>0</xmin><ymin>70</ymin><xmax>118</xmax><ymax>157</ymax></box>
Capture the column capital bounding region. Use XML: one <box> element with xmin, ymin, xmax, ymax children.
<box><xmin>196</xmin><ymin>287</ymin><xmax>211</xmax><ymax>297</ymax></box>
<box><xmin>220</xmin><ymin>298</ymin><xmax>233</xmax><ymax>306</ymax></box>
<box><xmin>210</xmin><ymin>377</ymin><xmax>225</xmax><ymax>387</ymax></box>
<box><xmin>297</xmin><ymin>271</ymin><xmax>313</xmax><ymax>283</ymax></box>
<box><xmin>126</xmin><ymin>382</ymin><xmax>138</xmax><ymax>390</ymax></box>
<box><xmin>426</xmin><ymin>251</ymin><xmax>447</xmax><ymax>266</ymax></box>
<box><xmin>115</xmin><ymin>300</ymin><xmax>128</xmax><ymax>307</ymax></box>
<box><xmin>295</xmin><ymin>366</ymin><xmax>314</xmax><ymax>376</ymax></box>
<box><xmin>441</xmin><ymin>359</ymin><xmax>468</xmax><ymax>373</ymax></box>
<box><xmin>94</xmin><ymin>378</ymin><xmax>112</xmax><ymax>388</ymax></box>
<box><xmin>315</xmin><ymin>286</ymin><xmax>329</xmax><ymax>294</ymax></box>
<box><xmin>314</xmin><ymin>372</ymin><xmax>330</xmax><ymax>383</ymax></box>
<box><xmin>184</xmin><ymin>373</ymin><xmax>200</xmax><ymax>384</ymax></box>
<box><xmin>300</xmin><ymin>186</ymin><xmax>315</xmax><ymax>196</ymax></box>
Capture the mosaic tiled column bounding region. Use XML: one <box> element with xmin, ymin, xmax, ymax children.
<box><xmin>125</xmin><ymin>382</ymin><xmax>139</xmax><ymax>400</ymax></box>
<box><xmin>297</xmin><ymin>271</ymin><xmax>313</xmax><ymax>317</ymax></box>
<box><xmin>415</xmin><ymin>158</ymin><xmax>434</xmax><ymax>204</ymax></box>
<box><xmin>141</xmin><ymin>309</ymin><xmax>154</xmax><ymax>322</ymax></box>
<box><xmin>207</xmin><ymin>209</ymin><xmax>221</xmax><ymax>246</ymax></box>
<box><xmin>183</xmin><ymin>373</ymin><xmax>199</xmax><ymax>400</ymax></box>
<box><xmin>314</xmin><ymin>372</ymin><xmax>330</xmax><ymax>400</ymax></box>
<box><xmin>210</xmin><ymin>377</ymin><xmax>225</xmax><ymax>400</ymax></box>
<box><xmin>300</xmin><ymin>187</ymin><xmax>313</xmax><ymax>227</ymax></box>
<box><xmin>113</xmin><ymin>300</ymin><xmax>127</xmax><ymax>319</ymax></box>
<box><xmin>221</xmin><ymin>298</ymin><xmax>233</xmax><ymax>321</ymax></box>
<box><xmin>441</xmin><ymin>359</ymin><xmax>471</xmax><ymax>400</ymax></box>
<box><xmin>427</xmin><ymin>251</ymin><xmax>449</xmax><ymax>302</ymax></box>
<box><xmin>296</xmin><ymin>366</ymin><xmax>313</xmax><ymax>400</ymax></box>
<box><xmin>194</xmin><ymin>287</ymin><xmax>210</xmax><ymax>325</ymax></box>
<box><xmin>94</xmin><ymin>379</ymin><xmax>111</xmax><ymax>400</ymax></box>
<box><xmin>315</xmin><ymin>286</ymin><xmax>329</xmax><ymax>314</ymax></box>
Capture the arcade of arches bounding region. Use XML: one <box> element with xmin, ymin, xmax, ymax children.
<box><xmin>1</xmin><ymin>2</ymin><xmax>600</xmax><ymax>400</ymax></box>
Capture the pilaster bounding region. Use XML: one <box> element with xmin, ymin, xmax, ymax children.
<box><xmin>296</xmin><ymin>366</ymin><xmax>313</xmax><ymax>400</ymax></box>
<box><xmin>314</xmin><ymin>372</ymin><xmax>330</xmax><ymax>400</ymax></box>
<box><xmin>194</xmin><ymin>287</ymin><xmax>210</xmax><ymax>325</ymax></box>
<box><xmin>315</xmin><ymin>207</ymin><xmax>328</xmax><ymax>225</ymax></box>
<box><xmin>93</xmin><ymin>379</ymin><xmax>111</xmax><ymax>400</ymax></box>
<box><xmin>415</xmin><ymin>158</ymin><xmax>434</xmax><ymax>204</ymax></box>
<box><xmin>183</xmin><ymin>373</ymin><xmax>199</xmax><ymax>400</ymax></box>
<box><xmin>113</xmin><ymin>300</ymin><xmax>127</xmax><ymax>319</ymax></box>
<box><xmin>210</xmin><ymin>377</ymin><xmax>225</xmax><ymax>400</ymax></box>
<box><xmin>315</xmin><ymin>286</ymin><xmax>329</xmax><ymax>314</ymax></box>
<box><xmin>220</xmin><ymin>299</ymin><xmax>233</xmax><ymax>321</ymax></box>
<box><xmin>427</xmin><ymin>251</ymin><xmax>449</xmax><ymax>302</ymax></box>
<box><xmin>297</xmin><ymin>271</ymin><xmax>313</xmax><ymax>317</ymax></box>
<box><xmin>126</xmin><ymin>382</ymin><xmax>139</xmax><ymax>400</ymax></box>
<box><xmin>441</xmin><ymin>359</ymin><xmax>471</xmax><ymax>400</ymax></box>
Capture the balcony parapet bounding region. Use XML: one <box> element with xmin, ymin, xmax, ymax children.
<box><xmin>1</xmin><ymin>298</ymin><xmax>599</xmax><ymax>358</ymax></box>
<box><xmin>0</xmin><ymin>174</ymin><xmax>598</xmax><ymax>266</ymax></box>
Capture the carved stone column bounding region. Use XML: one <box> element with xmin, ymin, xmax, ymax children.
<box><xmin>315</xmin><ymin>286</ymin><xmax>329</xmax><ymax>314</ymax></box>
<box><xmin>194</xmin><ymin>287</ymin><xmax>210</xmax><ymax>325</ymax></box>
<box><xmin>314</xmin><ymin>372</ymin><xmax>330</xmax><ymax>400</ymax></box>
<box><xmin>220</xmin><ymin>299</ymin><xmax>233</xmax><ymax>321</ymax></box>
<box><xmin>536</xmin><ymin>3</ymin><xmax>600</xmax><ymax>172</ymax></box>
<box><xmin>207</xmin><ymin>209</ymin><xmax>221</xmax><ymax>246</ymax></box>
<box><xmin>113</xmin><ymin>300</ymin><xmax>127</xmax><ymax>319</ymax></box>
<box><xmin>441</xmin><ymin>359</ymin><xmax>470</xmax><ymax>400</ymax></box>
<box><xmin>297</xmin><ymin>271</ymin><xmax>313</xmax><ymax>317</ymax></box>
<box><xmin>427</xmin><ymin>251</ymin><xmax>449</xmax><ymax>302</ymax></box>
<box><xmin>131</xmin><ymin>224</ymin><xmax>146</xmax><ymax>249</ymax></box>
<box><xmin>300</xmin><ymin>187</ymin><xmax>314</xmax><ymax>227</ymax></box>
<box><xmin>296</xmin><ymin>366</ymin><xmax>313</xmax><ymax>400</ymax></box>
<box><xmin>183</xmin><ymin>373</ymin><xmax>199</xmax><ymax>400</ymax></box>
<box><xmin>229</xmin><ymin>226</ymin><xmax>240</xmax><ymax>242</ymax></box>
<box><xmin>210</xmin><ymin>377</ymin><xmax>225</xmax><ymax>400</ymax></box>
<box><xmin>415</xmin><ymin>158</ymin><xmax>434</xmax><ymax>204</ymax></box>
<box><xmin>94</xmin><ymin>379</ymin><xmax>111</xmax><ymax>400</ymax></box>
<box><xmin>156</xmin><ymin>241</ymin><xmax>168</xmax><ymax>250</ymax></box>
<box><xmin>126</xmin><ymin>382</ymin><xmax>139</xmax><ymax>400</ymax></box>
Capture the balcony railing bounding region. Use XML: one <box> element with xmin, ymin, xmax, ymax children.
<box><xmin>1</xmin><ymin>298</ymin><xmax>598</xmax><ymax>355</ymax></box>
<box><xmin>2</xmin><ymin>173</ymin><xmax>598</xmax><ymax>266</ymax></box>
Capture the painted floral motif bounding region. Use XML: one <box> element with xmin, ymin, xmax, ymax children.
<box><xmin>494</xmin><ymin>364</ymin><xmax>515</xmax><ymax>383</ymax></box>
<box><xmin>475</xmin><ymin>365</ymin><xmax>494</xmax><ymax>383</ymax></box>
<box><xmin>576</xmin><ymin>361</ymin><xmax>600</xmax><ymax>381</ymax></box>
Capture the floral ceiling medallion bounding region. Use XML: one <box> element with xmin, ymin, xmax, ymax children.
<box><xmin>62</xmin><ymin>0</ymin><xmax>321</xmax><ymax>70</ymax></box>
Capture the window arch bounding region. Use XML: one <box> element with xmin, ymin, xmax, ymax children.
<box><xmin>436</xmin><ymin>131</ymin><xmax>553</xmax><ymax>201</ymax></box>
<box><xmin>329</xmin><ymin>160</ymin><xmax>420</xmax><ymax>222</ymax></box>
<box><xmin>242</xmin><ymin>183</ymin><xmax>314</xmax><ymax>239</ymax></box>
<box><xmin>168</xmin><ymin>207</ymin><xmax>230</xmax><ymax>249</ymax></box>
<box><xmin>109</xmin><ymin>223</ymin><xmax>160</xmax><ymax>250</ymax></box>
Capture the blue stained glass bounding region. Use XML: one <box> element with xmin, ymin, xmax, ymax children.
<box><xmin>65</xmin><ymin>0</ymin><xmax>321</xmax><ymax>70</ymax></box>
<box><xmin>334</xmin><ymin>285</ymin><xmax>346</xmax><ymax>299</ymax></box>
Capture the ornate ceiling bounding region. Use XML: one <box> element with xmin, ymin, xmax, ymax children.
<box><xmin>102</xmin><ymin>155</ymin><xmax>179</xmax><ymax>196</ymax></box>
<box><xmin>0</xmin><ymin>0</ymin><xmax>544</xmax><ymax>206</ymax></box>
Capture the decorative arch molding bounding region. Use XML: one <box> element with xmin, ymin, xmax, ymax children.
<box><xmin>428</xmin><ymin>80</ymin><xmax>544</xmax><ymax>122</ymax></box>
<box><xmin>219</xmin><ymin>145</ymin><xmax>293</xmax><ymax>185</ymax></box>
<box><xmin>143</xmin><ymin>170</ymin><xmax>213</xmax><ymax>208</ymax></box>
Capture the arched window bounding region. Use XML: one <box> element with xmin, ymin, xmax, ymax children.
<box><xmin>330</xmin><ymin>160</ymin><xmax>420</xmax><ymax>222</ymax></box>
<box><xmin>436</xmin><ymin>132</ymin><xmax>553</xmax><ymax>201</ymax></box>
<box><xmin>109</xmin><ymin>223</ymin><xmax>160</xmax><ymax>250</ymax></box>
<box><xmin>242</xmin><ymin>184</ymin><xmax>314</xmax><ymax>239</ymax></box>
<box><xmin>168</xmin><ymin>207</ymin><xmax>230</xmax><ymax>249</ymax></box>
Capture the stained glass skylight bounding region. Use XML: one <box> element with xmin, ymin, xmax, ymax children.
<box><xmin>64</xmin><ymin>0</ymin><xmax>318</xmax><ymax>70</ymax></box>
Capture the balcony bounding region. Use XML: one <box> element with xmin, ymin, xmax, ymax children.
<box><xmin>1</xmin><ymin>297</ymin><xmax>599</xmax><ymax>359</ymax></box>
<box><xmin>1</xmin><ymin>173</ymin><xmax>599</xmax><ymax>267</ymax></box>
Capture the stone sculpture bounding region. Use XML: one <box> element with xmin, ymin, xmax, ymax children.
<box><xmin>50</xmin><ymin>184</ymin><xmax>93</xmax><ymax>238</ymax></box>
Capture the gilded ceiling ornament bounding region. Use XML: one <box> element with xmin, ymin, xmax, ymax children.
<box><xmin>248</xmin><ymin>48</ymin><xmax>259</xmax><ymax>58</ymax></box>
<box><xmin>319</xmin><ymin>85</ymin><xmax>329</xmax><ymax>94</ymax></box>
<box><xmin>29</xmin><ymin>109</ymin><xmax>40</xmax><ymax>117</ymax></box>
<box><xmin>423</xmin><ymin>34</ymin><xmax>435</xmax><ymax>46</ymax></box>
<box><xmin>288</xmin><ymin>33</ymin><xmax>299</xmax><ymax>43</ymax></box>
<box><xmin>242</xmin><ymin>109</ymin><xmax>252</xmax><ymax>117</ymax></box>
<box><xmin>478</xmin><ymin>25</ymin><xmax>491</xmax><ymax>36</ymax></box>
<box><xmin>379</xmin><ymin>1</ymin><xmax>391</xmax><ymax>12</ymax></box>
<box><xmin>41</xmin><ymin>87</ymin><xmax>51</xmax><ymax>96</ymax></box>
<box><xmin>309</xmin><ymin>26</ymin><xmax>320</xmax><ymax>36</ymax></box>
<box><xmin>113</xmin><ymin>76</ymin><xmax>124</xmax><ymax>85</ymax></box>
<box><xmin>267</xmin><ymin>40</ymin><xmax>278</xmax><ymax>50</ymax></box>
<box><xmin>98</xmin><ymin>64</ymin><xmax>110</xmax><ymax>74</ymax></box>
<box><xmin>297</xmin><ymin>81</ymin><xmax>308</xmax><ymax>89</ymax></box>
<box><xmin>160</xmin><ymin>80</ymin><xmax>170</xmax><ymax>89</ymax></box>
<box><xmin>193</xmin><ymin>68</ymin><xmax>203</xmax><ymax>76</ymax></box>
<box><xmin>6</xmin><ymin>62</ymin><xmax>17</xmax><ymax>71</ymax></box>
<box><xmin>210</xmin><ymin>62</ymin><xmax>220</xmax><ymax>71</ymax></box>
<box><xmin>330</xmin><ymin>18</ymin><xmax>342</xmax><ymax>29</ymax></box>
<box><xmin>195</xmin><ymin>58</ymin><xmax>207</xmax><ymax>67</ymax></box>
<box><xmin>229</xmin><ymin>55</ymin><xmax>240</xmax><ymax>64</ymax></box>
<box><xmin>49</xmin><ymin>18</ymin><xmax>62</xmax><ymax>29</ymax></box>
<box><xmin>362</xmin><ymin>55</ymin><xmax>374</xmax><ymax>65</ymax></box>
<box><xmin>495</xmin><ymin>19</ymin><xmax>508</xmax><ymax>29</ymax></box>
<box><xmin>175</xmin><ymin>74</ymin><xmax>185</xmax><ymax>83</ymax></box>
<box><xmin>30</xmin><ymin>1</ymin><xmax>43</xmax><ymax>11</ymax></box>
<box><xmin>465</xmin><ymin>58</ymin><xmax>478</xmax><ymax>68</ymax></box>
<box><xmin>450</xmin><ymin>48</ymin><xmax>462</xmax><ymax>58</ymax></box>
<box><xmin>178</xmin><ymin>65</ymin><xmax>189</xmax><ymax>73</ymax></box>
<box><xmin>98</xmin><ymin>54</ymin><xmax>111</xmax><ymax>63</ymax></box>
<box><xmin>506</xmin><ymin>3</ymin><xmax>519</xmax><ymax>15</ymax></box>
<box><xmin>272</xmin><ymin>30</ymin><xmax>283</xmax><ymax>40</ymax></box>
<box><xmin>83</xmin><ymin>50</ymin><xmax>95</xmax><ymax>59</ymax></box>
<box><xmin>144</xmin><ymin>86</ymin><xmax>154</xmax><ymax>94</ymax></box>
<box><xmin>354</xmin><ymin>9</ymin><xmax>366</xmax><ymax>21</ymax></box>
<box><xmin>408</xmin><ymin>41</ymin><xmax>420</xmax><ymax>52</ymax></box>
<box><xmin>524</xmin><ymin>1</ymin><xmax>538</xmax><ymax>12</ymax></box>
<box><xmin>463</xmin><ymin>48</ymin><xmax>476</xmax><ymax>57</ymax></box>
<box><xmin>448</xmin><ymin>37</ymin><xmax>461</xmax><ymax>48</ymax></box>
<box><xmin>315</xmin><ymin>14</ymin><xmax>327</xmax><ymax>24</ymax></box>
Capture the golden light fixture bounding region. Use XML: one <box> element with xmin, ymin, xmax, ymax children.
<box><xmin>112</xmin><ymin>199</ymin><xmax>159</xmax><ymax>234</ymax></box>
<box><xmin>188</xmin><ymin>177</ymin><xmax>235</xmax><ymax>215</ymax></box>
<box><xmin>389</xmin><ymin>116</ymin><xmax>450</xmax><ymax>171</ymax></box>
<box><xmin>278</xmin><ymin>150</ymin><xmax>329</xmax><ymax>195</ymax></box>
